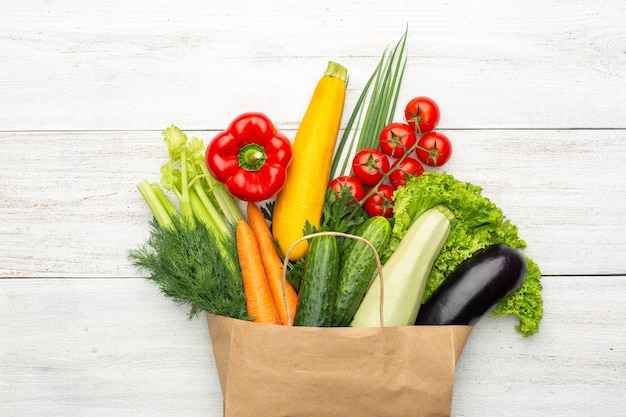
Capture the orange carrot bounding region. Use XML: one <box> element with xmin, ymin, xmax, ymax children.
<box><xmin>247</xmin><ymin>202</ymin><xmax>299</xmax><ymax>325</ymax></box>
<box><xmin>236</xmin><ymin>218</ymin><xmax>281</xmax><ymax>325</ymax></box>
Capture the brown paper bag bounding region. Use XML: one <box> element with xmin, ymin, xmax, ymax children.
<box><xmin>207</xmin><ymin>314</ymin><xmax>472</xmax><ymax>417</ymax></box>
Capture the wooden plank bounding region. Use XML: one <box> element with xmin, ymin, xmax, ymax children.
<box><xmin>1</xmin><ymin>1</ymin><xmax>625</xmax><ymax>130</ymax></box>
<box><xmin>1</xmin><ymin>129</ymin><xmax>624</xmax><ymax>277</ymax></box>
<box><xmin>453</xmin><ymin>274</ymin><xmax>626</xmax><ymax>416</ymax></box>
<box><xmin>1</xmin><ymin>2</ymin><xmax>624</xmax><ymax>417</ymax></box>
<box><xmin>0</xmin><ymin>278</ymin><xmax>222</xmax><ymax>417</ymax></box>
<box><xmin>0</xmin><ymin>275</ymin><xmax>624</xmax><ymax>417</ymax></box>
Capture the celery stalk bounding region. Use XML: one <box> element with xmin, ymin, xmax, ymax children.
<box><xmin>197</xmin><ymin>162</ymin><xmax>242</xmax><ymax>227</ymax></box>
<box><xmin>137</xmin><ymin>180</ymin><xmax>175</xmax><ymax>231</ymax></box>
<box><xmin>150</xmin><ymin>183</ymin><xmax>179</xmax><ymax>221</ymax></box>
<box><xmin>189</xmin><ymin>188</ymin><xmax>239</xmax><ymax>278</ymax></box>
<box><xmin>190</xmin><ymin>183</ymin><xmax>230</xmax><ymax>240</ymax></box>
<box><xmin>139</xmin><ymin>125</ymin><xmax>246</xmax><ymax>277</ymax></box>
<box><xmin>178</xmin><ymin>147</ymin><xmax>195</xmax><ymax>227</ymax></box>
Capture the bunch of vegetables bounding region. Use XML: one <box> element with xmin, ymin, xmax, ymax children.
<box><xmin>328</xmin><ymin>95</ymin><xmax>452</xmax><ymax>219</ymax></box>
<box><xmin>130</xmin><ymin>31</ymin><xmax>543</xmax><ymax>337</ymax></box>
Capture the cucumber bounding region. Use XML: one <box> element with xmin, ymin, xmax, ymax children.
<box><xmin>351</xmin><ymin>205</ymin><xmax>455</xmax><ymax>327</ymax></box>
<box><xmin>331</xmin><ymin>216</ymin><xmax>391</xmax><ymax>326</ymax></box>
<box><xmin>293</xmin><ymin>235</ymin><xmax>340</xmax><ymax>327</ymax></box>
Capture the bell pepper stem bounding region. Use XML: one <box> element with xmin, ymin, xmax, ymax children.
<box><xmin>238</xmin><ymin>143</ymin><xmax>267</xmax><ymax>171</ymax></box>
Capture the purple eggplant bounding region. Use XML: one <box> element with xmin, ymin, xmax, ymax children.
<box><xmin>415</xmin><ymin>244</ymin><xmax>528</xmax><ymax>326</ymax></box>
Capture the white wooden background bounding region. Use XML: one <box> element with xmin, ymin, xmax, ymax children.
<box><xmin>1</xmin><ymin>1</ymin><xmax>625</xmax><ymax>416</ymax></box>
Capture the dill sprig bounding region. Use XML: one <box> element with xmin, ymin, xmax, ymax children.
<box><xmin>129</xmin><ymin>217</ymin><xmax>250</xmax><ymax>321</ymax></box>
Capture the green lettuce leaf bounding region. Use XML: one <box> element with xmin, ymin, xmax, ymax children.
<box><xmin>388</xmin><ymin>171</ymin><xmax>543</xmax><ymax>337</ymax></box>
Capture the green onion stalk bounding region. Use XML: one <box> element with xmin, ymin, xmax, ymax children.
<box><xmin>331</xmin><ymin>27</ymin><xmax>408</xmax><ymax>179</ymax></box>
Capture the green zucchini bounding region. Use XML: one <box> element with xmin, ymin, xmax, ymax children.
<box><xmin>331</xmin><ymin>216</ymin><xmax>391</xmax><ymax>326</ymax></box>
<box><xmin>293</xmin><ymin>235</ymin><xmax>340</xmax><ymax>327</ymax></box>
<box><xmin>350</xmin><ymin>205</ymin><xmax>455</xmax><ymax>327</ymax></box>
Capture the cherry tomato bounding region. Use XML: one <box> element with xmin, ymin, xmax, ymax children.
<box><xmin>351</xmin><ymin>148</ymin><xmax>390</xmax><ymax>186</ymax></box>
<box><xmin>404</xmin><ymin>96</ymin><xmax>440</xmax><ymax>134</ymax></box>
<box><xmin>415</xmin><ymin>132</ymin><xmax>453</xmax><ymax>167</ymax></box>
<box><xmin>389</xmin><ymin>157</ymin><xmax>424</xmax><ymax>189</ymax></box>
<box><xmin>328</xmin><ymin>175</ymin><xmax>366</xmax><ymax>201</ymax></box>
<box><xmin>363</xmin><ymin>184</ymin><xmax>395</xmax><ymax>218</ymax></box>
<box><xmin>378</xmin><ymin>122</ymin><xmax>417</xmax><ymax>158</ymax></box>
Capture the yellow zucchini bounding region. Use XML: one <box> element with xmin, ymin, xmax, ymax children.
<box><xmin>272</xmin><ymin>61</ymin><xmax>348</xmax><ymax>260</ymax></box>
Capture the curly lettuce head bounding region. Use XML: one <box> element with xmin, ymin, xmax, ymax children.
<box><xmin>388</xmin><ymin>172</ymin><xmax>543</xmax><ymax>337</ymax></box>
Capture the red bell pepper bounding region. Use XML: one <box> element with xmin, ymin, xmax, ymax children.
<box><xmin>206</xmin><ymin>112</ymin><xmax>292</xmax><ymax>202</ymax></box>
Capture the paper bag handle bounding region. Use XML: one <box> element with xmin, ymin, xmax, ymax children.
<box><xmin>282</xmin><ymin>231</ymin><xmax>385</xmax><ymax>327</ymax></box>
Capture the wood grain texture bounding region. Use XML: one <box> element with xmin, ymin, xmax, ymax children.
<box><xmin>0</xmin><ymin>279</ymin><xmax>222</xmax><ymax>417</ymax></box>
<box><xmin>1</xmin><ymin>129</ymin><xmax>624</xmax><ymax>277</ymax></box>
<box><xmin>0</xmin><ymin>276</ymin><xmax>624</xmax><ymax>417</ymax></box>
<box><xmin>454</xmin><ymin>275</ymin><xmax>626</xmax><ymax>417</ymax></box>
<box><xmin>1</xmin><ymin>0</ymin><xmax>625</xmax><ymax>130</ymax></box>
<box><xmin>1</xmin><ymin>0</ymin><xmax>625</xmax><ymax>416</ymax></box>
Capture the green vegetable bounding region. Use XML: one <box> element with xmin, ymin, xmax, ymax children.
<box><xmin>415</xmin><ymin>244</ymin><xmax>528</xmax><ymax>326</ymax></box>
<box><xmin>332</xmin><ymin>216</ymin><xmax>391</xmax><ymax>327</ymax></box>
<box><xmin>389</xmin><ymin>171</ymin><xmax>543</xmax><ymax>336</ymax></box>
<box><xmin>130</xmin><ymin>126</ymin><xmax>246</xmax><ymax>319</ymax></box>
<box><xmin>159</xmin><ymin>125</ymin><xmax>242</xmax><ymax>231</ymax></box>
<box><xmin>319</xmin><ymin>187</ymin><xmax>369</xmax><ymax>239</ymax></box>
<box><xmin>351</xmin><ymin>205</ymin><xmax>455</xmax><ymax>327</ymax></box>
<box><xmin>129</xmin><ymin>218</ymin><xmax>248</xmax><ymax>320</ymax></box>
<box><xmin>294</xmin><ymin>235</ymin><xmax>340</xmax><ymax>327</ymax></box>
<box><xmin>330</xmin><ymin>28</ymin><xmax>407</xmax><ymax>178</ymax></box>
